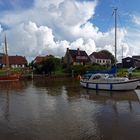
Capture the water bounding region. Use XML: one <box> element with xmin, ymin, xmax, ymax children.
<box><xmin>0</xmin><ymin>78</ymin><xmax>140</xmax><ymax>140</ymax></box>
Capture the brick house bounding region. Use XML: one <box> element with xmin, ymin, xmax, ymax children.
<box><xmin>0</xmin><ymin>55</ymin><xmax>28</xmax><ymax>68</ymax></box>
<box><xmin>89</xmin><ymin>52</ymin><xmax>111</xmax><ymax>65</ymax></box>
<box><xmin>64</xmin><ymin>48</ymin><xmax>90</xmax><ymax>66</ymax></box>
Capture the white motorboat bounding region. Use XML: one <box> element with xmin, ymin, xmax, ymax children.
<box><xmin>80</xmin><ymin>73</ymin><xmax>140</xmax><ymax>91</ymax></box>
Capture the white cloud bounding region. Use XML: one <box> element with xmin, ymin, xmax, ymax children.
<box><xmin>123</xmin><ymin>14</ymin><xmax>140</xmax><ymax>58</ymax></box>
<box><xmin>0</xmin><ymin>0</ymin><xmax>139</xmax><ymax>63</ymax></box>
<box><xmin>5</xmin><ymin>21</ymin><xmax>97</xmax><ymax>61</ymax></box>
<box><xmin>0</xmin><ymin>0</ymin><xmax>98</xmax><ymax>58</ymax></box>
<box><xmin>132</xmin><ymin>15</ymin><xmax>140</xmax><ymax>25</ymax></box>
<box><xmin>0</xmin><ymin>24</ymin><xmax>3</xmax><ymax>33</ymax></box>
<box><xmin>34</xmin><ymin>0</ymin><xmax>64</xmax><ymax>8</ymax></box>
<box><xmin>6</xmin><ymin>22</ymin><xmax>55</xmax><ymax>57</ymax></box>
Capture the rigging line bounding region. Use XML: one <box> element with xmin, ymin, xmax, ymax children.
<box><xmin>118</xmin><ymin>14</ymin><xmax>129</xmax><ymax>44</ymax></box>
<box><xmin>117</xmin><ymin>13</ymin><xmax>132</xmax><ymax>58</ymax></box>
<box><xmin>103</xmin><ymin>5</ymin><xmax>117</xmax><ymax>31</ymax></box>
<box><xmin>105</xmin><ymin>12</ymin><xmax>114</xmax><ymax>32</ymax></box>
<box><xmin>118</xmin><ymin>13</ymin><xmax>125</xmax><ymax>31</ymax></box>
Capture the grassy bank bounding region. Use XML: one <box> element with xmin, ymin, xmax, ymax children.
<box><xmin>117</xmin><ymin>68</ymin><xmax>140</xmax><ymax>78</ymax></box>
<box><xmin>0</xmin><ymin>68</ymin><xmax>22</xmax><ymax>75</ymax></box>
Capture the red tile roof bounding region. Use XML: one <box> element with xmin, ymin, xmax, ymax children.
<box><xmin>34</xmin><ymin>56</ymin><xmax>48</xmax><ymax>63</ymax></box>
<box><xmin>68</xmin><ymin>49</ymin><xmax>90</xmax><ymax>62</ymax></box>
<box><xmin>90</xmin><ymin>52</ymin><xmax>110</xmax><ymax>59</ymax></box>
<box><xmin>1</xmin><ymin>55</ymin><xmax>27</xmax><ymax>65</ymax></box>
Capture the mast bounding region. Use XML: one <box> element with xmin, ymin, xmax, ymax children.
<box><xmin>122</xmin><ymin>45</ymin><xmax>123</xmax><ymax>61</ymax></box>
<box><xmin>114</xmin><ymin>8</ymin><xmax>117</xmax><ymax>66</ymax></box>
<box><xmin>4</xmin><ymin>34</ymin><xmax>9</xmax><ymax>68</ymax></box>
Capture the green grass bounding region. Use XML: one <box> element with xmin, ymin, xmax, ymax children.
<box><xmin>0</xmin><ymin>68</ymin><xmax>22</xmax><ymax>75</ymax></box>
<box><xmin>117</xmin><ymin>68</ymin><xmax>140</xmax><ymax>78</ymax></box>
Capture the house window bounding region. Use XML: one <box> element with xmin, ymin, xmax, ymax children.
<box><xmin>11</xmin><ymin>65</ymin><xmax>14</xmax><ymax>68</ymax></box>
<box><xmin>126</xmin><ymin>59</ymin><xmax>131</xmax><ymax>62</ymax></box>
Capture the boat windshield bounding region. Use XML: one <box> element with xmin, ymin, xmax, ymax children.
<box><xmin>92</xmin><ymin>75</ymin><xmax>101</xmax><ymax>80</ymax></box>
<box><xmin>82</xmin><ymin>74</ymin><xmax>91</xmax><ymax>80</ymax></box>
<box><xmin>91</xmin><ymin>74</ymin><xmax>110</xmax><ymax>80</ymax></box>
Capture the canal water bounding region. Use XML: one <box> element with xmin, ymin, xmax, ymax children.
<box><xmin>0</xmin><ymin>78</ymin><xmax>140</xmax><ymax>140</ymax></box>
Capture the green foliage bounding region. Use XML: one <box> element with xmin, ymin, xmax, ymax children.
<box><xmin>32</xmin><ymin>56</ymin><xmax>62</xmax><ymax>75</ymax></box>
<box><xmin>116</xmin><ymin>68</ymin><xmax>140</xmax><ymax>78</ymax></box>
<box><xmin>42</xmin><ymin>58</ymin><xmax>55</xmax><ymax>74</ymax></box>
<box><xmin>30</xmin><ymin>51</ymin><xmax>115</xmax><ymax>76</ymax></box>
<box><xmin>71</xmin><ymin>65</ymin><xmax>86</xmax><ymax>76</ymax></box>
<box><xmin>71</xmin><ymin>63</ymin><xmax>109</xmax><ymax>76</ymax></box>
<box><xmin>0</xmin><ymin>68</ymin><xmax>22</xmax><ymax>75</ymax></box>
<box><xmin>92</xmin><ymin>63</ymin><xmax>108</xmax><ymax>70</ymax></box>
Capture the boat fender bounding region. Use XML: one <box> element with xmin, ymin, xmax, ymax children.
<box><xmin>110</xmin><ymin>83</ymin><xmax>112</xmax><ymax>90</ymax></box>
<box><xmin>86</xmin><ymin>83</ymin><xmax>88</xmax><ymax>88</ymax></box>
<box><xmin>96</xmin><ymin>84</ymin><xmax>98</xmax><ymax>90</ymax></box>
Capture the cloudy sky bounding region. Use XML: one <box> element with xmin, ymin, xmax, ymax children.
<box><xmin>0</xmin><ymin>0</ymin><xmax>140</xmax><ymax>62</ymax></box>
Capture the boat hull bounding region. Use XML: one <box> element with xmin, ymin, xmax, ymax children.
<box><xmin>0</xmin><ymin>74</ymin><xmax>20</xmax><ymax>81</ymax></box>
<box><xmin>80</xmin><ymin>79</ymin><xmax>140</xmax><ymax>91</ymax></box>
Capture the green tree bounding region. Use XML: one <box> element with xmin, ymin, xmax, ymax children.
<box><xmin>40</xmin><ymin>57</ymin><xmax>57</xmax><ymax>75</ymax></box>
<box><xmin>72</xmin><ymin>65</ymin><xmax>86</xmax><ymax>76</ymax></box>
<box><xmin>31</xmin><ymin>56</ymin><xmax>62</xmax><ymax>75</ymax></box>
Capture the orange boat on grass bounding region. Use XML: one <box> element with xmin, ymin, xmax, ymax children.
<box><xmin>0</xmin><ymin>35</ymin><xmax>21</xmax><ymax>81</ymax></box>
<box><xmin>0</xmin><ymin>73</ymin><xmax>20</xmax><ymax>81</ymax></box>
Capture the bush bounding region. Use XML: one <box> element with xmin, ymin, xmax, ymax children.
<box><xmin>32</xmin><ymin>57</ymin><xmax>61</xmax><ymax>75</ymax></box>
<box><xmin>71</xmin><ymin>65</ymin><xmax>86</xmax><ymax>76</ymax></box>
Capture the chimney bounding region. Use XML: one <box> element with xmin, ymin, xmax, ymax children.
<box><xmin>77</xmin><ymin>48</ymin><xmax>80</xmax><ymax>55</ymax></box>
<box><xmin>67</xmin><ymin>48</ymin><xmax>69</xmax><ymax>52</ymax></box>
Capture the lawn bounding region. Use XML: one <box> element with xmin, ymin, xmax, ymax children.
<box><xmin>0</xmin><ymin>68</ymin><xmax>22</xmax><ymax>75</ymax></box>
<box><xmin>117</xmin><ymin>68</ymin><xmax>140</xmax><ymax>78</ymax></box>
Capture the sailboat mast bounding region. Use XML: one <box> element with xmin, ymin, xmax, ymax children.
<box><xmin>114</xmin><ymin>8</ymin><xmax>117</xmax><ymax>65</ymax></box>
<box><xmin>4</xmin><ymin>34</ymin><xmax>9</xmax><ymax>68</ymax></box>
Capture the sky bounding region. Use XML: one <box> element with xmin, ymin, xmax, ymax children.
<box><xmin>0</xmin><ymin>0</ymin><xmax>140</xmax><ymax>62</ymax></box>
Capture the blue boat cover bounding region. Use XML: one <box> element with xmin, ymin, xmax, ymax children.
<box><xmin>86</xmin><ymin>66</ymin><xmax>117</xmax><ymax>75</ymax></box>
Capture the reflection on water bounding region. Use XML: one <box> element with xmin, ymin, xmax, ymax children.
<box><xmin>0</xmin><ymin>79</ymin><xmax>140</xmax><ymax>140</ymax></box>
